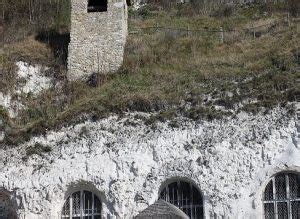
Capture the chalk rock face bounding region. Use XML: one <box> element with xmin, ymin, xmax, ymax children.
<box><xmin>0</xmin><ymin>61</ymin><xmax>52</xmax><ymax>118</ymax></box>
<box><xmin>0</xmin><ymin>107</ymin><xmax>299</xmax><ymax>218</ymax></box>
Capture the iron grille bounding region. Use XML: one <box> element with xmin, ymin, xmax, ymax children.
<box><xmin>289</xmin><ymin>174</ymin><xmax>300</xmax><ymax>199</ymax></box>
<box><xmin>72</xmin><ymin>192</ymin><xmax>81</xmax><ymax>216</ymax></box>
<box><xmin>61</xmin><ymin>190</ymin><xmax>102</xmax><ymax>219</ymax></box>
<box><xmin>277</xmin><ymin>202</ymin><xmax>288</xmax><ymax>219</ymax></box>
<box><xmin>275</xmin><ymin>174</ymin><xmax>287</xmax><ymax>200</ymax></box>
<box><xmin>265</xmin><ymin>181</ymin><xmax>274</xmax><ymax>201</ymax></box>
<box><xmin>160</xmin><ymin>181</ymin><xmax>203</xmax><ymax>219</ymax></box>
<box><xmin>264</xmin><ymin>203</ymin><xmax>275</xmax><ymax>219</ymax></box>
<box><xmin>291</xmin><ymin>201</ymin><xmax>299</xmax><ymax>219</ymax></box>
<box><xmin>263</xmin><ymin>173</ymin><xmax>300</xmax><ymax>219</ymax></box>
<box><xmin>62</xmin><ymin>197</ymin><xmax>70</xmax><ymax>217</ymax></box>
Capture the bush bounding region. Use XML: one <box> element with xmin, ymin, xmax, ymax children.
<box><xmin>3</xmin><ymin>0</ymin><xmax>70</xmax><ymax>43</ymax></box>
<box><xmin>287</xmin><ymin>0</ymin><xmax>300</xmax><ymax>16</ymax></box>
<box><xmin>213</xmin><ymin>4</ymin><xmax>235</xmax><ymax>17</ymax></box>
<box><xmin>24</xmin><ymin>143</ymin><xmax>52</xmax><ymax>160</ymax></box>
<box><xmin>265</xmin><ymin>0</ymin><xmax>299</xmax><ymax>16</ymax></box>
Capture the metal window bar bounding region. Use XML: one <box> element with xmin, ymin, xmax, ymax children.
<box><xmin>286</xmin><ymin>175</ymin><xmax>292</xmax><ymax>219</ymax></box>
<box><xmin>80</xmin><ymin>191</ymin><xmax>83</xmax><ymax>218</ymax></box>
<box><xmin>70</xmin><ymin>195</ymin><xmax>73</xmax><ymax>219</ymax></box>
<box><xmin>273</xmin><ymin>177</ymin><xmax>278</xmax><ymax>219</ymax></box>
<box><xmin>190</xmin><ymin>183</ymin><xmax>194</xmax><ymax>219</ymax></box>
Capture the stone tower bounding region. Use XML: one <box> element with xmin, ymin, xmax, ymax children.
<box><xmin>68</xmin><ymin>0</ymin><xmax>128</xmax><ymax>80</ymax></box>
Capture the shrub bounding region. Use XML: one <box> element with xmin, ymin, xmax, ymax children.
<box><xmin>24</xmin><ymin>143</ymin><xmax>52</xmax><ymax>160</ymax></box>
<box><xmin>287</xmin><ymin>0</ymin><xmax>300</xmax><ymax>16</ymax></box>
<box><xmin>213</xmin><ymin>4</ymin><xmax>235</xmax><ymax>17</ymax></box>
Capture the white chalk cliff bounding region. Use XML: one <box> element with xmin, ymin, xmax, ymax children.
<box><xmin>0</xmin><ymin>105</ymin><xmax>299</xmax><ymax>218</ymax></box>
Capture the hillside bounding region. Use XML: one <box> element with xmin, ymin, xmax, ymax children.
<box><xmin>0</xmin><ymin>2</ymin><xmax>299</xmax><ymax>218</ymax></box>
<box><xmin>0</xmin><ymin>2</ymin><xmax>299</xmax><ymax>146</ymax></box>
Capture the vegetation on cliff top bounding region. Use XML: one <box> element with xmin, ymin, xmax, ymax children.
<box><xmin>1</xmin><ymin>1</ymin><xmax>299</xmax><ymax>145</ymax></box>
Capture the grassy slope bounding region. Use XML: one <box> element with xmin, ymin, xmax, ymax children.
<box><xmin>2</xmin><ymin>4</ymin><xmax>299</xmax><ymax>145</ymax></box>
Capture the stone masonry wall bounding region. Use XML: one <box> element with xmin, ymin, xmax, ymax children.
<box><xmin>68</xmin><ymin>0</ymin><xmax>128</xmax><ymax>80</ymax></box>
<box><xmin>0</xmin><ymin>107</ymin><xmax>299</xmax><ymax>218</ymax></box>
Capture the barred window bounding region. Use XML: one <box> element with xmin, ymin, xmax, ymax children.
<box><xmin>61</xmin><ymin>190</ymin><xmax>101</xmax><ymax>219</ymax></box>
<box><xmin>160</xmin><ymin>180</ymin><xmax>203</xmax><ymax>219</ymax></box>
<box><xmin>263</xmin><ymin>172</ymin><xmax>300</xmax><ymax>219</ymax></box>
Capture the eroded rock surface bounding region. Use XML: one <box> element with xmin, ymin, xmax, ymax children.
<box><xmin>0</xmin><ymin>107</ymin><xmax>299</xmax><ymax>218</ymax></box>
<box><xmin>0</xmin><ymin>61</ymin><xmax>51</xmax><ymax>118</ymax></box>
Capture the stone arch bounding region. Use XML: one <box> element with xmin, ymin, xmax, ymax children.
<box><xmin>60</xmin><ymin>181</ymin><xmax>107</xmax><ymax>219</ymax></box>
<box><xmin>0</xmin><ymin>189</ymin><xmax>17</xmax><ymax>219</ymax></box>
<box><xmin>158</xmin><ymin>177</ymin><xmax>203</xmax><ymax>196</ymax></box>
<box><xmin>158</xmin><ymin>177</ymin><xmax>204</xmax><ymax>219</ymax></box>
<box><xmin>261</xmin><ymin>170</ymin><xmax>300</xmax><ymax>219</ymax></box>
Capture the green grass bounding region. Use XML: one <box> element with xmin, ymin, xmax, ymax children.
<box><xmin>129</xmin><ymin>2</ymin><xmax>283</xmax><ymax>31</ymax></box>
<box><xmin>7</xmin><ymin>36</ymin><xmax>54</xmax><ymax>65</ymax></box>
<box><xmin>2</xmin><ymin>5</ymin><xmax>299</xmax><ymax>146</ymax></box>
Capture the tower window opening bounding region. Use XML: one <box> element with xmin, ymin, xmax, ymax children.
<box><xmin>126</xmin><ymin>0</ymin><xmax>131</xmax><ymax>6</ymax></box>
<box><xmin>263</xmin><ymin>172</ymin><xmax>300</xmax><ymax>219</ymax></box>
<box><xmin>88</xmin><ymin>0</ymin><xmax>107</xmax><ymax>12</ymax></box>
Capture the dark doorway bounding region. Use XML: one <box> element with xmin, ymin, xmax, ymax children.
<box><xmin>88</xmin><ymin>0</ymin><xmax>108</xmax><ymax>12</ymax></box>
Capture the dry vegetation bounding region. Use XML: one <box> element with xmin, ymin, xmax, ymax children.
<box><xmin>1</xmin><ymin>2</ymin><xmax>299</xmax><ymax>145</ymax></box>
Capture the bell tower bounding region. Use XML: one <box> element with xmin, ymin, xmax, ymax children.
<box><xmin>68</xmin><ymin>0</ymin><xmax>128</xmax><ymax>80</ymax></box>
